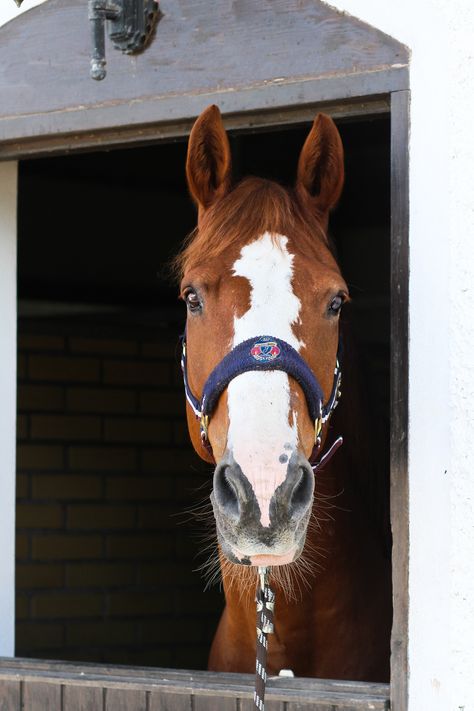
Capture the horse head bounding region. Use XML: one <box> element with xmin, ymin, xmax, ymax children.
<box><xmin>178</xmin><ymin>105</ymin><xmax>347</xmax><ymax>569</ymax></box>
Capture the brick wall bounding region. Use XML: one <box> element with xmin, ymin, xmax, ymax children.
<box><xmin>16</xmin><ymin>318</ymin><xmax>223</xmax><ymax>668</ymax></box>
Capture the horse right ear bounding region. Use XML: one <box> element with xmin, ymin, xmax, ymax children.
<box><xmin>296</xmin><ymin>113</ymin><xmax>344</xmax><ymax>217</ymax></box>
<box><xmin>186</xmin><ymin>105</ymin><xmax>232</xmax><ymax>212</ymax></box>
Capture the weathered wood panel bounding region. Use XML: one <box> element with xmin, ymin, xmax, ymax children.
<box><xmin>63</xmin><ymin>685</ymin><xmax>103</xmax><ymax>711</ymax></box>
<box><xmin>259</xmin><ymin>702</ymin><xmax>284</xmax><ymax>711</ymax></box>
<box><xmin>193</xmin><ymin>695</ymin><xmax>237</xmax><ymax>711</ymax></box>
<box><xmin>0</xmin><ymin>98</ymin><xmax>391</xmax><ymax>161</ymax></box>
<box><xmin>23</xmin><ymin>680</ymin><xmax>62</xmax><ymax>711</ymax></box>
<box><xmin>105</xmin><ymin>687</ymin><xmax>147</xmax><ymax>711</ymax></box>
<box><xmin>0</xmin><ymin>680</ymin><xmax>20</xmax><ymax>711</ymax></box>
<box><xmin>149</xmin><ymin>692</ymin><xmax>191</xmax><ymax>711</ymax></box>
<box><xmin>0</xmin><ymin>658</ymin><xmax>389</xmax><ymax>710</ymax></box>
<box><xmin>0</xmin><ymin>0</ymin><xmax>407</xmax><ymax>154</ymax></box>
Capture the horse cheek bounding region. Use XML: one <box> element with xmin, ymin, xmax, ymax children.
<box><xmin>185</xmin><ymin>403</ymin><xmax>214</xmax><ymax>464</ymax></box>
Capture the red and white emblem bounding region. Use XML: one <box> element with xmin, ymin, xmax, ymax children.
<box><xmin>250</xmin><ymin>339</ymin><xmax>281</xmax><ymax>362</ymax></box>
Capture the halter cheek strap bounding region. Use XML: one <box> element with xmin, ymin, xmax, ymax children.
<box><xmin>181</xmin><ymin>334</ymin><xmax>343</xmax><ymax>467</ymax></box>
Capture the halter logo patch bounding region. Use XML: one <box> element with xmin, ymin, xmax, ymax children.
<box><xmin>250</xmin><ymin>339</ymin><xmax>281</xmax><ymax>362</ymax></box>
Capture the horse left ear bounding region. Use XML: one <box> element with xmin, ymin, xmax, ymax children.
<box><xmin>296</xmin><ymin>113</ymin><xmax>344</xmax><ymax>215</ymax></box>
<box><xmin>186</xmin><ymin>105</ymin><xmax>232</xmax><ymax>212</ymax></box>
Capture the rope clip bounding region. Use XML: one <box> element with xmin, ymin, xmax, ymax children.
<box><xmin>258</xmin><ymin>566</ymin><xmax>269</xmax><ymax>593</ymax></box>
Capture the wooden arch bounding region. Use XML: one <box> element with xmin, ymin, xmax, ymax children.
<box><xmin>0</xmin><ymin>0</ymin><xmax>407</xmax><ymax>157</ymax></box>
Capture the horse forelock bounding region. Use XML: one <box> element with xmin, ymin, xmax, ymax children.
<box><xmin>174</xmin><ymin>177</ymin><xmax>330</xmax><ymax>279</ymax></box>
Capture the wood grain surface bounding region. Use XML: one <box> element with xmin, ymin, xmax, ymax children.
<box><xmin>0</xmin><ymin>0</ymin><xmax>407</xmax><ymax>151</ymax></box>
<box><xmin>0</xmin><ymin>657</ymin><xmax>390</xmax><ymax>709</ymax></box>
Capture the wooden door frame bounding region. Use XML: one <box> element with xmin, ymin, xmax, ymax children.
<box><xmin>389</xmin><ymin>89</ymin><xmax>409</xmax><ymax>711</ymax></box>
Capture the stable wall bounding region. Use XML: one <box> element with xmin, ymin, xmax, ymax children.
<box><xmin>15</xmin><ymin>318</ymin><xmax>220</xmax><ymax>667</ymax></box>
<box><xmin>1</xmin><ymin>1</ymin><xmax>474</xmax><ymax>709</ymax></box>
<box><xmin>326</xmin><ymin>2</ymin><xmax>474</xmax><ymax>710</ymax></box>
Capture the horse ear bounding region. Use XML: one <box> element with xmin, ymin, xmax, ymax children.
<box><xmin>186</xmin><ymin>105</ymin><xmax>232</xmax><ymax>211</ymax></box>
<box><xmin>296</xmin><ymin>113</ymin><xmax>344</xmax><ymax>215</ymax></box>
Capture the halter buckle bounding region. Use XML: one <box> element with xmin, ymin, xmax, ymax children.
<box><xmin>314</xmin><ymin>417</ymin><xmax>322</xmax><ymax>443</ymax></box>
<box><xmin>200</xmin><ymin>414</ymin><xmax>209</xmax><ymax>440</ymax></box>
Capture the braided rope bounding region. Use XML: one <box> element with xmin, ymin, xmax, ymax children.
<box><xmin>254</xmin><ymin>567</ymin><xmax>275</xmax><ymax>711</ymax></box>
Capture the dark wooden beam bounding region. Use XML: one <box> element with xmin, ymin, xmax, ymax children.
<box><xmin>389</xmin><ymin>88</ymin><xmax>410</xmax><ymax>711</ymax></box>
<box><xmin>0</xmin><ymin>97</ymin><xmax>390</xmax><ymax>160</ymax></box>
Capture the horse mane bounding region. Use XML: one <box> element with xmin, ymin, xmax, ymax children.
<box><xmin>174</xmin><ymin>176</ymin><xmax>328</xmax><ymax>278</ymax></box>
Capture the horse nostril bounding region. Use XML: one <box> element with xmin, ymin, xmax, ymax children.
<box><xmin>288</xmin><ymin>463</ymin><xmax>314</xmax><ymax>519</ymax></box>
<box><xmin>213</xmin><ymin>463</ymin><xmax>240</xmax><ymax>520</ymax></box>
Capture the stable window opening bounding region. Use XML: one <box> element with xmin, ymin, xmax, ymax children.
<box><xmin>15</xmin><ymin>115</ymin><xmax>392</xmax><ymax>676</ymax></box>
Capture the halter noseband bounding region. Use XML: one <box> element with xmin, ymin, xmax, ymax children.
<box><xmin>180</xmin><ymin>334</ymin><xmax>342</xmax><ymax>465</ymax></box>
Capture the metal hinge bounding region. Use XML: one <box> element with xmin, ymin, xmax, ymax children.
<box><xmin>88</xmin><ymin>0</ymin><xmax>161</xmax><ymax>80</ymax></box>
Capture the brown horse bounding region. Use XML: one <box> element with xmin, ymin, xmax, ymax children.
<box><xmin>176</xmin><ymin>105</ymin><xmax>391</xmax><ymax>682</ymax></box>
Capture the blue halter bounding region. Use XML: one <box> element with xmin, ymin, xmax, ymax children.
<box><xmin>180</xmin><ymin>333</ymin><xmax>343</xmax><ymax>467</ymax></box>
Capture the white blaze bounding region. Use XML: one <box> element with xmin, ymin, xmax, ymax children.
<box><xmin>227</xmin><ymin>232</ymin><xmax>304</xmax><ymax>527</ymax></box>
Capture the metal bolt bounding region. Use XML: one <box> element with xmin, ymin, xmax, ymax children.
<box><xmin>90</xmin><ymin>58</ymin><xmax>106</xmax><ymax>80</ymax></box>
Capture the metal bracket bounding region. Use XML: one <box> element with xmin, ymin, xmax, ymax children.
<box><xmin>88</xmin><ymin>0</ymin><xmax>161</xmax><ymax>80</ymax></box>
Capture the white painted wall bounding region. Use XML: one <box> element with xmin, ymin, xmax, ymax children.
<box><xmin>0</xmin><ymin>0</ymin><xmax>39</xmax><ymax>659</ymax></box>
<box><xmin>0</xmin><ymin>2</ymin><xmax>29</xmax><ymax>661</ymax></box>
<box><xmin>0</xmin><ymin>162</ymin><xmax>18</xmax><ymax>657</ymax></box>
<box><xmin>1</xmin><ymin>0</ymin><xmax>474</xmax><ymax>707</ymax></box>
<box><xmin>325</xmin><ymin>2</ymin><xmax>474</xmax><ymax>710</ymax></box>
<box><xmin>0</xmin><ymin>0</ymin><xmax>46</xmax><ymax>28</ymax></box>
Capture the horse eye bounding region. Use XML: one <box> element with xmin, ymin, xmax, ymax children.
<box><xmin>328</xmin><ymin>294</ymin><xmax>344</xmax><ymax>316</ymax></box>
<box><xmin>184</xmin><ymin>289</ymin><xmax>202</xmax><ymax>313</ymax></box>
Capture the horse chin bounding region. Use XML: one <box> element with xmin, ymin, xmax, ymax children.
<box><xmin>244</xmin><ymin>550</ymin><xmax>299</xmax><ymax>567</ymax></box>
<box><xmin>217</xmin><ymin>530</ymin><xmax>306</xmax><ymax>568</ymax></box>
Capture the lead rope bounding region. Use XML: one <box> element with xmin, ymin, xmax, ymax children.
<box><xmin>254</xmin><ymin>566</ymin><xmax>275</xmax><ymax>711</ymax></box>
